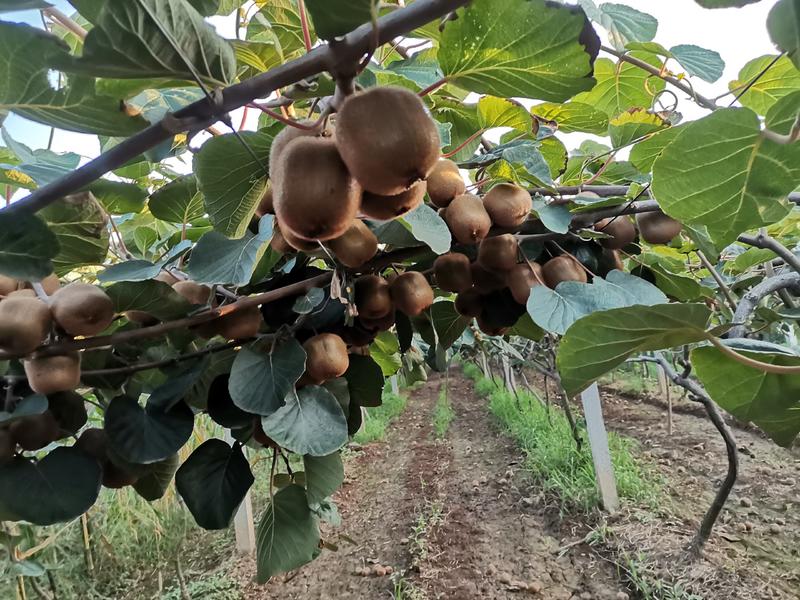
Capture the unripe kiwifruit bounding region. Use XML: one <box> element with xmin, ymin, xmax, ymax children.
<box><xmin>390</xmin><ymin>271</ymin><xmax>434</xmax><ymax>317</ymax></box>
<box><xmin>594</xmin><ymin>216</ymin><xmax>636</xmax><ymax>249</ymax></box>
<box><xmin>303</xmin><ymin>333</ymin><xmax>349</xmax><ymax>382</ymax></box>
<box><xmin>47</xmin><ymin>391</ymin><xmax>88</xmax><ymax>435</ymax></box>
<box><xmin>0</xmin><ymin>429</ymin><xmax>13</xmax><ymax>465</ymax></box>
<box><xmin>0</xmin><ymin>275</ymin><xmax>18</xmax><ymax>296</ymax></box>
<box><xmin>434</xmin><ymin>253</ymin><xmax>472</xmax><ymax>293</ymax></box>
<box><xmin>256</xmin><ymin>187</ymin><xmax>274</xmax><ymax>217</ymax></box>
<box><xmin>427</xmin><ymin>159</ymin><xmax>466</xmax><ymax>208</ymax></box>
<box><xmin>268</xmin><ymin>120</ymin><xmax>322</xmax><ymax>179</ymax></box>
<box><xmin>455</xmin><ymin>289</ymin><xmax>483</xmax><ymax>318</ymax></box>
<box><xmin>327</xmin><ymin>220</ymin><xmax>378</xmax><ymax>268</ymax></box>
<box><xmin>172</xmin><ymin>280</ymin><xmax>212</xmax><ymax>306</ymax></box>
<box><xmin>477</xmin><ymin>234</ymin><xmax>519</xmax><ymax>272</ymax></box>
<box><xmin>483</xmin><ymin>183</ymin><xmax>532</xmax><ymax>228</ymax></box>
<box><xmin>355</xmin><ymin>275</ymin><xmax>393</xmax><ymax>320</ymax></box>
<box><xmin>636</xmin><ymin>211</ymin><xmax>683</xmax><ymax>244</ymax></box>
<box><xmin>23</xmin><ymin>352</ymin><xmax>81</xmax><ymax>395</ymax></box>
<box><xmin>9</xmin><ymin>411</ymin><xmax>60</xmax><ymax>451</ymax></box>
<box><xmin>470</xmin><ymin>262</ymin><xmax>506</xmax><ymax>293</ymax></box>
<box><xmin>273</xmin><ymin>137</ymin><xmax>361</xmax><ymax>241</ymax></box>
<box><xmin>444</xmin><ymin>194</ymin><xmax>491</xmax><ymax>244</ymax></box>
<box><xmin>360</xmin><ymin>309</ymin><xmax>396</xmax><ymax>332</ymax></box>
<box><xmin>50</xmin><ymin>283</ymin><xmax>114</xmax><ymax>337</ymax></box>
<box><xmin>201</xmin><ymin>305</ymin><xmax>263</xmax><ymax>340</ymax></box>
<box><xmin>335</xmin><ymin>86</ymin><xmax>440</xmax><ymax>195</ymax></box>
<box><xmin>542</xmin><ymin>256</ymin><xmax>587</xmax><ymax>288</ymax></box>
<box><xmin>507</xmin><ymin>262</ymin><xmax>543</xmax><ymax>305</ymax></box>
<box><xmin>0</xmin><ymin>296</ymin><xmax>52</xmax><ymax>354</ymax></box>
<box><xmin>360</xmin><ymin>181</ymin><xmax>427</xmax><ymax>221</ymax></box>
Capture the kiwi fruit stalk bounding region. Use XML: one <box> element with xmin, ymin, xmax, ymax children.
<box><xmin>303</xmin><ymin>333</ymin><xmax>350</xmax><ymax>383</ymax></box>
<box><xmin>445</xmin><ymin>194</ymin><xmax>492</xmax><ymax>245</ymax></box>
<box><xmin>327</xmin><ymin>220</ymin><xmax>378</xmax><ymax>268</ymax></box>
<box><xmin>360</xmin><ymin>181</ymin><xmax>427</xmax><ymax>221</ymax></box>
<box><xmin>50</xmin><ymin>283</ymin><xmax>115</xmax><ymax>337</ymax></box>
<box><xmin>483</xmin><ymin>183</ymin><xmax>532</xmax><ymax>228</ymax></box>
<box><xmin>455</xmin><ymin>289</ymin><xmax>483</xmax><ymax>317</ymax></box>
<box><xmin>433</xmin><ymin>253</ymin><xmax>472</xmax><ymax>293</ymax></box>
<box><xmin>594</xmin><ymin>217</ymin><xmax>636</xmax><ymax>249</ymax></box>
<box><xmin>335</xmin><ymin>86</ymin><xmax>440</xmax><ymax>196</ymax></box>
<box><xmin>0</xmin><ymin>296</ymin><xmax>52</xmax><ymax>354</ymax></box>
<box><xmin>470</xmin><ymin>262</ymin><xmax>507</xmax><ymax>293</ymax></box>
<box><xmin>390</xmin><ymin>271</ymin><xmax>434</xmax><ymax>317</ymax></box>
<box><xmin>172</xmin><ymin>281</ymin><xmax>212</xmax><ymax>306</ymax></box>
<box><xmin>24</xmin><ymin>352</ymin><xmax>81</xmax><ymax>395</ymax></box>
<box><xmin>542</xmin><ymin>256</ymin><xmax>588</xmax><ymax>288</ymax></box>
<box><xmin>477</xmin><ymin>234</ymin><xmax>519</xmax><ymax>271</ymax></box>
<box><xmin>355</xmin><ymin>275</ymin><xmax>393</xmax><ymax>320</ymax></box>
<box><xmin>507</xmin><ymin>262</ymin><xmax>543</xmax><ymax>305</ymax></box>
<box><xmin>636</xmin><ymin>211</ymin><xmax>683</xmax><ymax>244</ymax></box>
<box><xmin>427</xmin><ymin>159</ymin><xmax>466</xmax><ymax>208</ymax></box>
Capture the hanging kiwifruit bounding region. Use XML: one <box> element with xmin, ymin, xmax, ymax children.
<box><xmin>207</xmin><ymin>375</ymin><xmax>252</xmax><ymax>429</ymax></box>
<box><xmin>355</xmin><ymin>274</ymin><xmax>393</xmax><ymax>320</ymax></box>
<box><xmin>172</xmin><ymin>281</ymin><xmax>212</xmax><ymax>306</ymax></box>
<box><xmin>636</xmin><ymin>211</ymin><xmax>683</xmax><ymax>244</ymax></box>
<box><xmin>542</xmin><ymin>255</ymin><xmax>588</xmax><ymax>288</ymax></box>
<box><xmin>327</xmin><ymin>220</ymin><xmax>378</xmax><ymax>268</ymax></box>
<box><xmin>477</xmin><ymin>234</ymin><xmax>519</xmax><ymax>271</ymax></box>
<box><xmin>155</xmin><ymin>271</ymin><xmax>180</xmax><ymax>285</ymax></box>
<box><xmin>9</xmin><ymin>412</ymin><xmax>60</xmax><ymax>451</ymax></box>
<box><xmin>597</xmin><ymin>249</ymin><xmax>625</xmax><ymax>277</ymax></box>
<box><xmin>23</xmin><ymin>352</ymin><xmax>81</xmax><ymax>395</ymax></box>
<box><xmin>281</xmin><ymin>224</ymin><xmax>320</xmax><ymax>252</ymax></box>
<box><xmin>444</xmin><ymin>194</ymin><xmax>492</xmax><ymax>244</ymax></box>
<box><xmin>273</xmin><ymin>137</ymin><xmax>361</xmax><ymax>241</ymax></box>
<box><xmin>125</xmin><ymin>310</ymin><xmax>159</xmax><ymax>326</ymax></box>
<box><xmin>507</xmin><ymin>262</ymin><xmax>543</xmax><ymax>305</ymax></box>
<box><xmin>360</xmin><ymin>181</ymin><xmax>427</xmax><ymax>221</ymax></box>
<box><xmin>336</xmin><ymin>322</ymin><xmax>378</xmax><ymax>347</ymax></box>
<box><xmin>390</xmin><ymin>271</ymin><xmax>434</xmax><ymax>317</ymax></box>
<box><xmin>455</xmin><ymin>289</ymin><xmax>483</xmax><ymax>318</ymax></box>
<box><xmin>360</xmin><ymin>309</ymin><xmax>396</xmax><ymax>332</ymax></box>
<box><xmin>7</xmin><ymin>289</ymin><xmax>36</xmax><ymax>298</ymax></box>
<box><xmin>0</xmin><ymin>429</ymin><xmax>13</xmax><ymax>465</ymax></box>
<box><xmin>24</xmin><ymin>274</ymin><xmax>61</xmax><ymax>296</ymax></box>
<box><xmin>483</xmin><ymin>183</ymin><xmax>532</xmax><ymax>228</ymax></box>
<box><xmin>76</xmin><ymin>428</ymin><xmax>138</xmax><ymax>489</ymax></box>
<box><xmin>201</xmin><ymin>305</ymin><xmax>263</xmax><ymax>340</ymax></box>
<box><xmin>470</xmin><ymin>262</ymin><xmax>507</xmax><ymax>293</ymax></box>
<box><xmin>0</xmin><ymin>296</ymin><xmax>52</xmax><ymax>354</ymax></box>
<box><xmin>268</xmin><ymin>120</ymin><xmax>323</xmax><ymax>179</ymax></box>
<box><xmin>50</xmin><ymin>283</ymin><xmax>115</xmax><ymax>337</ymax></box>
<box><xmin>335</xmin><ymin>86</ymin><xmax>440</xmax><ymax>195</ymax></box>
<box><xmin>427</xmin><ymin>159</ymin><xmax>466</xmax><ymax>208</ymax></box>
<box><xmin>594</xmin><ymin>216</ymin><xmax>636</xmax><ymax>249</ymax></box>
<box><xmin>433</xmin><ymin>253</ymin><xmax>472</xmax><ymax>293</ymax></box>
<box><xmin>47</xmin><ymin>391</ymin><xmax>88</xmax><ymax>435</ymax></box>
<box><xmin>303</xmin><ymin>333</ymin><xmax>349</xmax><ymax>383</ymax></box>
<box><xmin>256</xmin><ymin>187</ymin><xmax>274</xmax><ymax>217</ymax></box>
<box><xmin>0</xmin><ymin>275</ymin><xmax>18</xmax><ymax>296</ymax></box>
<box><xmin>476</xmin><ymin>314</ymin><xmax>509</xmax><ymax>337</ymax></box>
<box><xmin>270</xmin><ymin>224</ymin><xmax>293</xmax><ymax>254</ymax></box>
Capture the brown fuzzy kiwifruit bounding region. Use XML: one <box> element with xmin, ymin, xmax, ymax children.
<box><xmin>507</xmin><ymin>262</ymin><xmax>544</xmax><ymax>305</ymax></box>
<box><xmin>470</xmin><ymin>262</ymin><xmax>506</xmax><ymax>293</ymax></box>
<box><xmin>455</xmin><ymin>289</ymin><xmax>483</xmax><ymax>318</ymax></box>
<box><xmin>47</xmin><ymin>391</ymin><xmax>88</xmax><ymax>435</ymax></box>
<box><xmin>335</xmin><ymin>86</ymin><xmax>440</xmax><ymax>195</ymax></box>
<box><xmin>0</xmin><ymin>275</ymin><xmax>18</xmax><ymax>296</ymax></box>
<box><xmin>476</xmin><ymin>314</ymin><xmax>510</xmax><ymax>337</ymax></box>
<box><xmin>355</xmin><ymin>275</ymin><xmax>392</xmax><ymax>320</ymax></box>
<box><xmin>360</xmin><ymin>181</ymin><xmax>427</xmax><ymax>221</ymax></box>
<box><xmin>125</xmin><ymin>310</ymin><xmax>159</xmax><ymax>326</ymax></box>
<box><xmin>50</xmin><ymin>283</ymin><xmax>114</xmax><ymax>337</ymax></box>
<box><xmin>24</xmin><ymin>274</ymin><xmax>61</xmax><ymax>296</ymax></box>
<box><xmin>483</xmin><ymin>183</ymin><xmax>532</xmax><ymax>228</ymax></box>
<box><xmin>273</xmin><ymin>137</ymin><xmax>361</xmax><ymax>241</ymax></box>
<box><xmin>9</xmin><ymin>412</ymin><xmax>60</xmax><ymax>451</ymax></box>
<box><xmin>434</xmin><ymin>253</ymin><xmax>472</xmax><ymax>293</ymax></box>
<box><xmin>336</xmin><ymin>323</ymin><xmax>377</xmax><ymax>348</ymax></box>
<box><xmin>201</xmin><ymin>305</ymin><xmax>263</xmax><ymax>340</ymax></box>
<box><xmin>172</xmin><ymin>281</ymin><xmax>212</xmax><ymax>306</ymax></box>
<box><xmin>256</xmin><ymin>187</ymin><xmax>274</xmax><ymax>217</ymax></box>
<box><xmin>76</xmin><ymin>428</ymin><xmax>138</xmax><ymax>488</ymax></box>
<box><xmin>7</xmin><ymin>289</ymin><xmax>36</xmax><ymax>298</ymax></box>
<box><xmin>390</xmin><ymin>271</ymin><xmax>434</xmax><ymax>317</ymax></box>
<box><xmin>444</xmin><ymin>194</ymin><xmax>492</xmax><ymax>244</ymax></box>
<box><xmin>303</xmin><ymin>333</ymin><xmax>349</xmax><ymax>382</ymax></box>
<box><xmin>542</xmin><ymin>256</ymin><xmax>588</xmax><ymax>289</ymax></box>
<box><xmin>327</xmin><ymin>220</ymin><xmax>378</xmax><ymax>268</ymax></box>
<box><xmin>268</xmin><ymin>120</ymin><xmax>322</xmax><ymax>179</ymax></box>
<box><xmin>360</xmin><ymin>309</ymin><xmax>396</xmax><ymax>332</ymax></box>
<box><xmin>594</xmin><ymin>216</ymin><xmax>636</xmax><ymax>249</ymax></box>
<box><xmin>477</xmin><ymin>234</ymin><xmax>519</xmax><ymax>272</ymax></box>
<box><xmin>281</xmin><ymin>225</ymin><xmax>320</xmax><ymax>252</ymax></box>
<box><xmin>0</xmin><ymin>296</ymin><xmax>52</xmax><ymax>354</ymax></box>
<box><xmin>155</xmin><ymin>271</ymin><xmax>180</xmax><ymax>286</ymax></box>
<box><xmin>270</xmin><ymin>225</ymin><xmax>293</xmax><ymax>254</ymax></box>
<box><xmin>427</xmin><ymin>159</ymin><xmax>466</xmax><ymax>208</ymax></box>
<box><xmin>636</xmin><ymin>211</ymin><xmax>683</xmax><ymax>245</ymax></box>
<box><xmin>0</xmin><ymin>429</ymin><xmax>14</xmax><ymax>465</ymax></box>
<box><xmin>23</xmin><ymin>352</ymin><xmax>81</xmax><ymax>395</ymax></box>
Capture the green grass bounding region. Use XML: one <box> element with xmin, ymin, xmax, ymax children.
<box><xmin>353</xmin><ymin>389</ymin><xmax>408</xmax><ymax>445</ymax></box>
<box><xmin>432</xmin><ymin>383</ymin><xmax>455</xmax><ymax>439</ymax></box>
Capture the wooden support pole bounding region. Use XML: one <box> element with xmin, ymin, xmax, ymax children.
<box><xmin>580</xmin><ymin>383</ymin><xmax>619</xmax><ymax>512</ymax></box>
<box><xmin>657</xmin><ymin>364</ymin><xmax>673</xmax><ymax>436</ymax></box>
<box><xmin>224</xmin><ymin>432</ymin><xmax>256</xmax><ymax>555</ymax></box>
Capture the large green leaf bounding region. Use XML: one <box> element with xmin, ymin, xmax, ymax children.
<box><xmin>105</xmin><ymin>279</ymin><xmax>194</xmax><ymax>320</ymax></box>
<box><xmin>98</xmin><ymin>240</ymin><xmax>190</xmax><ymax>283</ymax></box>
<box><xmin>531</xmin><ymin>101</ymin><xmax>609</xmax><ymax>135</ymax></box>
<box><xmin>343</xmin><ymin>354</ymin><xmax>384</xmax><ymax>408</ymax></box>
<box><xmin>40</xmin><ymin>192</ymin><xmax>110</xmax><ymax>274</ymax></box>
<box><xmin>133</xmin><ymin>454</ymin><xmax>179</xmax><ymax>501</ymax></box>
<box><xmin>769</xmin><ymin>1</ymin><xmax>800</xmax><ymax>71</ymax></box>
<box><xmin>670</xmin><ymin>44</ymin><xmax>725</xmax><ymax>83</ymax></box>
<box><xmin>629</xmin><ymin>125</ymin><xmax>683</xmax><ymax>171</ymax></box>
<box><xmin>557</xmin><ymin>303</ymin><xmax>711</xmax><ymax>397</ymax></box>
<box><xmin>148</xmin><ymin>175</ymin><xmax>205</xmax><ymax>224</ymax></box>
<box><xmin>728</xmin><ymin>54</ymin><xmax>800</xmax><ymax>115</ymax></box>
<box><xmin>418</xmin><ymin>300</ymin><xmax>472</xmax><ymax>350</ymax></box>
<box><xmin>477</xmin><ymin>96</ymin><xmax>531</xmax><ymax>131</ymax></box>
<box><xmin>127</xmin><ymin>87</ymin><xmax>206</xmax><ymax>123</ymax></box>
<box><xmin>304</xmin><ymin>0</ymin><xmax>374</xmax><ymax>40</ymax></box>
<box><xmin>399</xmin><ymin>203</ymin><xmax>451</xmax><ymax>255</ymax></box>
<box><xmin>693</xmin><ymin>344</ymin><xmax>800</xmax><ymax>447</ymax></box>
<box><xmin>0</xmin><ymin>1</ymin><xmax>52</xmax><ymax>11</ymax></box>
<box><xmin>438</xmin><ymin>0</ymin><xmax>598</xmax><ymax>101</ymax></box>
<box><xmin>695</xmin><ymin>0</ymin><xmax>761</xmax><ymax>6</ymax></box>
<box><xmin>0</xmin><ymin>212</ymin><xmax>59</xmax><ymax>280</ymax></box>
<box><xmin>608</xmin><ymin>109</ymin><xmax>667</xmax><ymax>148</ymax></box>
<box><xmin>431</xmin><ymin>98</ymin><xmax>481</xmax><ymax>162</ymax></box>
<box><xmin>247</xmin><ymin>0</ymin><xmax>312</xmax><ymax>61</ymax></box>
<box><xmin>597</xmin><ymin>3</ymin><xmax>658</xmax><ymax>50</ymax></box>
<box><xmin>572</xmin><ymin>54</ymin><xmax>665</xmax><ymax>117</ymax></box>
<box><xmin>176</xmin><ymin>439</ymin><xmax>254</xmax><ymax>529</ymax></box>
<box><xmin>88</xmin><ymin>180</ymin><xmax>148</xmax><ymax>214</ymax></box>
<box><xmin>303</xmin><ymin>452</ymin><xmax>344</xmax><ymax>506</ymax></box>
<box><xmin>652</xmin><ymin>108</ymin><xmax>800</xmax><ymax>246</ymax></box>
<box><xmin>256</xmin><ymin>484</ymin><xmax>320</xmax><ymax>583</ymax></box>
<box><xmin>1</xmin><ymin>128</ymin><xmax>80</xmax><ymax>186</ymax></box>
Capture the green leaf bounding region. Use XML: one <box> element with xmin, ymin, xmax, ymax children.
<box><xmin>256</xmin><ymin>484</ymin><xmax>320</xmax><ymax>583</ymax></box>
<box><xmin>105</xmin><ymin>279</ymin><xmax>194</xmax><ymax>320</ymax></box>
<box><xmin>126</xmin><ymin>87</ymin><xmax>205</xmax><ymax>123</ymax></box>
<box><xmin>768</xmin><ymin>0</ymin><xmax>800</xmax><ymax>70</ymax></box>
<box><xmin>384</xmin><ymin>53</ymin><xmax>444</xmax><ymax>90</ymax></box>
<box><xmin>133</xmin><ymin>454</ymin><xmax>179</xmax><ymax>501</ymax></box>
<box><xmin>728</xmin><ymin>55</ymin><xmax>800</xmax><ymax>115</ymax></box>
<box><xmin>509</xmin><ymin>313</ymin><xmax>544</xmax><ymax>341</ymax></box>
<box><xmin>598</xmin><ymin>3</ymin><xmax>658</xmax><ymax>50</ymax></box>
<box><xmin>194</xmin><ymin>129</ymin><xmax>275</xmax><ymax>237</ymax></box>
<box><xmin>652</xmin><ymin>108</ymin><xmax>800</xmax><ymax>246</ymax></box>
<box><xmin>0</xmin><ymin>395</ymin><xmax>48</xmax><ymax>425</ymax></box>
<box><xmin>531</xmin><ymin>101</ymin><xmax>609</xmax><ymax>135</ymax></box>
<box><xmin>87</xmin><ymin>180</ymin><xmax>148</xmax><ymax>214</ymax></box>
<box><xmin>399</xmin><ymin>203</ymin><xmax>451</xmax><ymax>255</ymax></box>
<box><xmin>608</xmin><ymin>109</ymin><xmax>667</xmax><ymax>148</ymax></box>
<box><xmin>247</xmin><ymin>0</ymin><xmax>311</xmax><ymax>61</ymax></box>
<box><xmin>670</xmin><ymin>44</ymin><xmax>725</xmax><ymax>83</ymax></box>
<box><xmin>304</xmin><ymin>0</ymin><xmax>374</xmax><ymax>40</ymax></box>
<box><xmin>40</xmin><ymin>192</ymin><xmax>110</xmax><ymax>274</ymax></box>
<box><xmin>693</xmin><ymin>345</ymin><xmax>800</xmax><ymax>447</ymax></box>
<box><xmin>2</xmin><ymin>128</ymin><xmax>81</xmax><ymax>186</ymax></box>
<box><xmin>438</xmin><ymin>0</ymin><xmax>598</xmax><ymax>101</ymax></box>
<box><xmin>343</xmin><ymin>354</ymin><xmax>384</xmax><ymax>408</ymax></box>
<box><xmin>59</xmin><ymin>0</ymin><xmax>237</xmax><ymax>85</ymax></box>
<box><xmin>303</xmin><ymin>453</ymin><xmax>344</xmax><ymax>505</ymax></box>
<box><xmin>532</xmin><ymin>198</ymin><xmax>570</xmax><ymax>233</ymax></box>
<box><xmin>370</xmin><ymin>331</ymin><xmax>402</xmax><ymax>376</ymax></box>
<box><xmin>414</xmin><ymin>301</ymin><xmax>471</xmax><ymax>350</ymax></box>
<box><xmin>629</xmin><ymin>125</ymin><xmax>683</xmax><ymax>172</ymax></box>
<box><xmin>557</xmin><ymin>303</ymin><xmax>711</xmax><ymax>397</ymax></box>
<box><xmin>695</xmin><ymin>0</ymin><xmax>761</xmax><ymax>6</ymax></box>
<box><xmin>176</xmin><ymin>439</ymin><xmax>255</xmax><ymax>529</ymax></box>
<box><xmin>0</xmin><ymin>1</ymin><xmax>52</xmax><ymax>11</ymax></box>
<box><xmin>477</xmin><ymin>96</ymin><xmax>531</xmax><ymax>131</ymax></box>
<box><xmin>765</xmin><ymin>89</ymin><xmax>800</xmax><ymax>133</ymax></box>
<box><xmin>0</xmin><ymin>447</ymin><xmax>101</xmax><ymax>526</ymax></box>
<box><xmin>229</xmin><ymin>339</ymin><xmax>306</xmax><ymax>416</ymax></box>
<box><xmin>98</xmin><ymin>240</ymin><xmax>190</xmax><ymax>283</ymax></box>
<box><xmin>0</xmin><ymin>212</ymin><xmax>58</xmax><ymax>280</ymax></box>
<box><xmin>292</xmin><ymin>288</ymin><xmax>325</xmax><ymax>315</ymax></box>
<box><xmin>572</xmin><ymin>54</ymin><xmax>665</xmax><ymax>117</ymax></box>
<box><xmin>148</xmin><ymin>175</ymin><xmax>205</xmax><ymax>224</ymax></box>
<box><xmin>261</xmin><ymin>386</ymin><xmax>348</xmax><ymax>456</ymax></box>
<box><xmin>431</xmin><ymin>98</ymin><xmax>481</xmax><ymax>162</ymax></box>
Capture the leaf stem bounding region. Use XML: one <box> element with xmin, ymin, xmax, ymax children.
<box><xmin>708</xmin><ymin>335</ymin><xmax>800</xmax><ymax>375</ymax></box>
<box><xmin>442</xmin><ymin>128</ymin><xmax>485</xmax><ymax>159</ymax></box>
<box><xmin>297</xmin><ymin>0</ymin><xmax>313</xmax><ymax>53</ymax></box>
<box><xmin>417</xmin><ymin>77</ymin><xmax>448</xmax><ymax>97</ymax></box>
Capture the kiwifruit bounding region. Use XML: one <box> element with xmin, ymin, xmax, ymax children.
<box><xmin>172</xmin><ymin>280</ymin><xmax>212</xmax><ymax>306</ymax></box>
<box><xmin>636</xmin><ymin>211</ymin><xmax>683</xmax><ymax>244</ymax></box>
<box><xmin>303</xmin><ymin>333</ymin><xmax>349</xmax><ymax>382</ymax></box>
<box><xmin>360</xmin><ymin>308</ymin><xmax>396</xmax><ymax>332</ymax></box>
<box><xmin>270</xmin><ymin>225</ymin><xmax>293</xmax><ymax>254</ymax></box>
<box><xmin>7</xmin><ymin>289</ymin><xmax>36</xmax><ymax>298</ymax></box>
<box><xmin>335</xmin><ymin>86</ymin><xmax>440</xmax><ymax>195</ymax></box>
<box><xmin>355</xmin><ymin>275</ymin><xmax>393</xmax><ymax>320</ymax></box>
<box><xmin>23</xmin><ymin>352</ymin><xmax>81</xmax><ymax>395</ymax></box>
<box><xmin>594</xmin><ymin>216</ymin><xmax>636</xmax><ymax>249</ymax></box>
<box><xmin>0</xmin><ymin>296</ymin><xmax>52</xmax><ymax>354</ymax></box>
<box><xmin>155</xmin><ymin>271</ymin><xmax>180</xmax><ymax>285</ymax></box>
<box><xmin>444</xmin><ymin>194</ymin><xmax>492</xmax><ymax>244</ymax></box>
<box><xmin>125</xmin><ymin>310</ymin><xmax>159</xmax><ymax>325</ymax></box>
<box><xmin>360</xmin><ymin>181</ymin><xmax>427</xmax><ymax>220</ymax></box>
<box><xmin>253</xmin><ymin>419</ymin><xmax>279</xmax><ymax>449</ymax></box>
<box><xmin>207</xmin><ymin>375</ymin><xmax>252</xmax><ymax>429</ymax></box>
<box><xmin>470</xmin><ymin>262</ymin><xmax>506</xmax><ymax>293</ymax></box>
<box><xmin>268</xmin><ymin>120</ymin><xmax>322</xmax><ymax>179</ymax></box>
<box><xmin>9</xmin><ymin>411</ymin><xmax>60</xmax><ymax>451</ymax></box>
<box><xmin>455</xmin><ymin>289</ymin><xmax>483</xmax><ymax>318</ymax></box>
<box><xmin>507</xmin><ymin>262</ymin><xmax>543</xmax><ymax>305</ymax></box>
<box><xmin>256</xmin><ymin>187</ymin><xmax>274</xmax><ymax>217</ymax></box>
<box><xmin>0</xmin><ymin>275</ymin><xmax>18</xmax><ymax>296</ymax></box>
<box><xmin>0</xmin><ymin>429</ymin><xmax>13</xmax><ymax>465</ymax></box>
<box><xmin>47</xmin><ymin>391</ymin><xmax>88</xmax><ymax>435</ymax></box>
<box><xmin>50</xmin><ymin>283</ymin><xmax>115</xmax><ymax>337</ymax></box>
<box><xmin>200</xmin><ymin>305</ymin><xmax>263</xmax><ymax>340</ymax></box>
<box><xmin>390</xmin><ymin>271</ymin><xmax>434</xmax><ymax>317</ymax></box>
<box><xmin>476</xmin><ymin>315</ymin><xmax>509</xmax><ymax>337</ymax></box>
<box><xmin>281</xmin><ymin>224</ymin><xmax>320</xmax><ymax>252</ymax></box>
<box><xmin>477</xmin><ymin>234</ymin><xmax>519</xmax><ymax>271</ymax></box>
<box><xmin>481</xmin><ymin>288</ymin><xmax>527</xmax><ymax>325</ymax></box>
<box><xmin>336</xmin><ymin>323</ymin><xmax>377</xmax><ymax>348</ymax></box>
<box><xmin>25</xmin><ymin>274</ymin><xmax>60</xmax><ymax>296</ymax></box>
<box><xmin>327</xmin><ymin>220</ymin><xmax>378</xmax><ymax>268</ymax></box>
<box><xmin>427</xmin><ymin>159</ymin><xmax>466</xmax><ymax>208</ymax></box>
<box><xmin>349</xmin><ymin>345</ymin><xmax>372</xmax><ymax>357</ymax></box>
<box><xmin>273</xmin><ymin>137</ymin><xmax>361</xmax><ymax>241</ymax></box>
<box><xmin>483</xmin><ymin>183</ymin><xmax>532</xmax><ymax>228</ymax></box>
<box><xmin>76</xmin><ymin>428</ymin><xmax>138</xmax><ymax>488</ymax></box>
<box><xmin>597</xmin><ymin>249</ymin><xmax>625</xmax><ymax>277</ymax></box>
<box><xmin>433</xmin><ymin>253</ymin><xmax>472</xmax><ymax>293</ymax></box>
<box><xmin>542</xmin><ymin>256</ymin><xmax>588</xmax><ymax>288</ymax></box>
